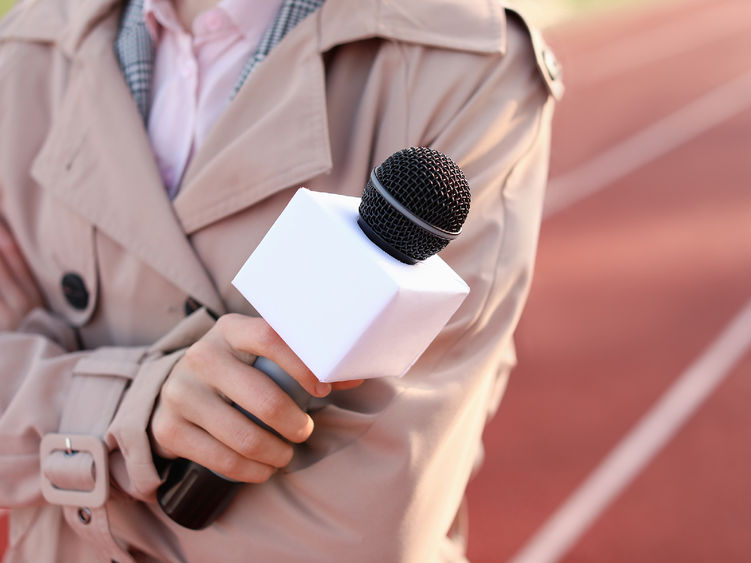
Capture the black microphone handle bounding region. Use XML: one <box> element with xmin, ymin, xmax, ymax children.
<box><xmin>157</xmin><ymin>357</ymin><xmax>314</xmax><ymax>530</ymax></box>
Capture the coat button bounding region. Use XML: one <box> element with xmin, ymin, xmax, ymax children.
<box><xmin>61</xmin><ymin>273</ymin><xmax>89</xmax><ymax>310</ymax></box>
<box><xmin>184</xmin><ymin>297</ymin><xmax>219</xmax><ymax>320</ymax></box>
<box><xmin>184</xmin><ymin>297</ymin><xmax>202</xmax><ymax>316</ymax></box>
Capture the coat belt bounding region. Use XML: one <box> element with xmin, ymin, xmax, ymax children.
<box><xmin>40</xmin><ymin>347</ymin><xmax>148</xmax><ymax>563</ymax></box>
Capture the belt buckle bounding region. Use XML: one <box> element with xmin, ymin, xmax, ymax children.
<box><xmin>40</xmin><ymin>433</ymin><xmax>109</xmax><ymax>508</ymax></box>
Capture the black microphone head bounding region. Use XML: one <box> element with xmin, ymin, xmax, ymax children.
<box><xmin>358</xmin><ymin>147</ymin><xmax>471</xmax><ymax>264</ymax></box>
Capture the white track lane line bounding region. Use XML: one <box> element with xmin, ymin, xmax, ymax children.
<box><xmin>509</xmin><ymin>301</ymin><xmax>751</xmax><ymax>563</ymax></box>
<box><xmin>573</xmin><ymin>1</ymin><xmax>751</xmax><ymax>87</ymax></box>
<box><xmin>543</xmin><ymin>70</ymin><xmax>751</xmax><ymax>220</ymax></box>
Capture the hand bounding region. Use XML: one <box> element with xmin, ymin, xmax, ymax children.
<box><xmin>0</xmin><ymin>221</ymin><xmax>44</xmax><ymax>331</ymax></box>
<box><xmin>150</xmin><ymin>314</ymin><xmax>362</xmax><ymax>483</ymax></box>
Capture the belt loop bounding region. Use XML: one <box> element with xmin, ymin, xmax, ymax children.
<box><xmin>39</xmin><ymin>347</ymin><xmax>146</xmax><ymax>562</ymax></box>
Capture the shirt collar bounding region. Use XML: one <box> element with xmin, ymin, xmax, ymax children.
<box><xmin>142</xmin><ymin>0</ymin><xmax>284</xmax><ymax>42</ymax></box>
<box><xmin>142</xmin><ymin>0</ymin><xmax>179</xmax><ymax>39</ymax></box>
<box><xmin>223</xmin><ymin>0</ymin><xmax>284</xmax><ymax>43</ymax></box>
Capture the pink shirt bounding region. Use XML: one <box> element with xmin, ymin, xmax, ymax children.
<box><xmin>144</xmin><ymin>0</ymin><xmax>283</xmax><ymax>197</ymax></box>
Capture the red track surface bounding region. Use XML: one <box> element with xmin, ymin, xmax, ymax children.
<box><xmin>2</xmin><ymin>0</ymin><xmax>750</xmax><ymax>560</ymax></box>
<box><xmin>467</xmin><ymin>0</ymin><xmax>751</xmax><ymax>561</ymax></box>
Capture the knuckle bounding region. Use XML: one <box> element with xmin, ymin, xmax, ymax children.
<box><xmin>182</xmin><ymin>341</ymin><xmax>211</xmax><ymax>372</ymax></box>
<box><xmin>214</xmin><ymin>451</ymin><xmax>244</xmax><ymax>479</ymax></box>
<box><xmin>234</xmin><ymin>429</ymin><xmax>263</xmax><ymax>459</ymax></box>
<box><xmin>254</xmin><ymin>321</ymin><xmax>279</xmax><ymax>350</ymax></box>
<box><xmin>253</xmin><ymin>389</ymin><xmax>287</xmax><ymax>423</ymax></box>
<box><xmin>150</xmin><ymin>412</ymin><xmax>179</xmax><ymax>446</ymax></box>
<box><xmin>237</xmin><ymin>431</ymin><xmax>293</xmax><ymax>468</ymax></box>
<box><xmin>215</xmin><ymin>313</ymin><xmax>242</xmax><ymax>333</ymax></box>
<box><xmin>213</xmin><ymin>314</ymin><xmax>231</xmax><ymax>331</ymax></box>
<box><xmin>278</xmin><ymin>444</ymin><xmax>295</xmax><ymax>467</ymax></box>
<box><xmin>159</xmin><ymin>376</ymin><xmax>184</xmax><ymax>409</ymax></box>
<box><xmin>216</xmin><ymin>454</ymin><xmax>277</xmax><ymax>484</ymax></box>
<box><xmin>247</xmin><ymin>464</ymin><xmax>276</xmax><ymax>484</ymax></box>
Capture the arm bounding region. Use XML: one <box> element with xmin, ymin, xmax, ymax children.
<box><xmin>194</xmin><ymin>15</ymin><xmax>556</xmax><ymax>561</ymax></box>
<box><xmin>0</xmin><ymin>202</ymin><xmax>360</xmax><ymax>505</ymax></box>
<box><xmin>0</xmin><ymin>45</ymin><xmax>341</xmax><ymax>518</ymax></box>
<box><xmin>0</xmin><ymin>296</ymin><xmax>346</xmax><ymax>507</ymax></box>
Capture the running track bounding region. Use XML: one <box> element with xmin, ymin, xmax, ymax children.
<box><xmin>467</xmin><ymin>0</ymin><xmax>751</xmax><ymax>561</ymax></box>
<box><xmin>2</xmin><ymin>0</ymin><xmax>750</xmax><ymax>560</ymax></box>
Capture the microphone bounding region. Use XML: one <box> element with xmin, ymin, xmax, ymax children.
<box><xmin>157</xmin><ymin>147</ymin><xmax>471</xmax><ymax>529</ymax></box>
<box><xmin>358</xmin><ymin>146</ymin><xmax>470</xmax><ymax>264</ymax></box>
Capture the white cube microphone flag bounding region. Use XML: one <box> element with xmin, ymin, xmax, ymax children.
<box><xmin>232</xmin><ymin>187</ymin><xmax>469</xmax><ymax>383</ymax></box>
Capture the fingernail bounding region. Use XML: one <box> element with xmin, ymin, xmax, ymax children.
<box><xmin>315</xmin><ymin>381</ymin><xmax>332</xmax><ymax>397</ymax></box>
<box><xmin>305</xmin><ymin>414</ymin><xmax>315</xmax><ymax>434</ymax></box>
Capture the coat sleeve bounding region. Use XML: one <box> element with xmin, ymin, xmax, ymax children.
<box><xmin>203</xmin><ymin>15</ymin><xmax>556</xmax><ymax>563</ymax></box>
<box><xmin>0</xmin><ymin>23</ymin><xmax>219</xmax><ymax>511</ymax></box>
<box><xmin>0</xmin><ymin>304</ymin><xmax>217</xmax><ymax>508</ymax></box>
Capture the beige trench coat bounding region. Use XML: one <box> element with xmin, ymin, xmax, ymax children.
<box><xmin>0</xmin><ymin>0</ymin><xmax>561</xmax><ymax>560</ymax></box>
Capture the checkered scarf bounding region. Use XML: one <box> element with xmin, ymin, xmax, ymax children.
<box><xmin>114</xmin><ymin>0</ymin><xmax>325</xmax><ymax>123</ymax></box>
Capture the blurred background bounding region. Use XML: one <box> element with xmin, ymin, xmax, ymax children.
<box><xmin>1</xmin><ymin>0</ymin><xmax>749</xmax><ymax>561</ymax></box>
<box><xmin>466</xmin><ymin>0</ymin><xmax>751</xmax><ymax>561</ymax></box>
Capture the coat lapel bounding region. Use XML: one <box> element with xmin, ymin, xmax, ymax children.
<box><xmin>29</xmin><ymin>10</ymin><xmax>225</xmax><ymax>315</ymax></box>
<box><xmin>173</xmin><ymin>11</ymin><xmax>332</xmax><ymax>234</ymax></box>
<box><xmin>171</xmin><ymin>0</ymin><xmax>508</xmax><ymax>235</ymax></box>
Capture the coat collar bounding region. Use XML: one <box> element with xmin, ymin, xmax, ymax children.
<box><xmin>5</xmin><ymin>0</ymin><xmax>508</xmax><ymax>300</ymax></box>
<box><xmin>173</xmin><ymin>0</ymin><xmax>507</xmax><ymax>232</ymax></box>
<box><xmin>319</xmin><ymin>0</ymin><xmax>506</xmax><ymax>55</ymax></box>
<box><xmin>173</xmin><ymin>12</ymin><xmax>332</xmax><ymax>233</ymax></box>
<box><xmin>27</xmin><ymin>9</ymin><xmax>226</xmax><ymax>314</ymax></box>
<box><xmin>2</xmin><ymin>0</ymin><xmax>334</xmax><ymax>236</ymax></box>
<box><xmin>0</xmin><ymin>0</ymin><xmax>119</xmax><ymax>56</ymax></box>
<box><xmin>1</xmin><ymin>0</ymin><xmax>507</xmax><ymax>59</ymax></box>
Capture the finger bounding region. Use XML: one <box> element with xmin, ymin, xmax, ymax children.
<box><xmin>217</xmin><ymin>314</ymin><xmax>332</xmax><ymax>398</ymax></box>
<box><xmin>166</xmin><ymin>374</ymin><xmax>296</xmax><ymax>468</ymax></box>
<box><xmin>331</xmin><ymin>379</ymin><xmax>365</xmax><ymax>391</ymax></box>
<box><xmin>150</xmin><ymin>410</ymin><xmax>277</xmax><ymax>483</ymax></box>
<box><xmin>180</xmin><ymin>336</ymin><xmax>315</xmax><ymax>444</ymax></box>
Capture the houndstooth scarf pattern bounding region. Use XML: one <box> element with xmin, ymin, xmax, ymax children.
<box><xmin>114</xmin><ymin>0</ymin><xmax>325</xmax><ymax>123</ymax></box>
<box><xmin>232</xmin><ymin>0</ymin><xmax>324</xmax><ymax>97</ymax></box>
<box><xmin>114</xmin><ymin>0</ymin><xmax>154</xmax><ymax>121</ymax></box>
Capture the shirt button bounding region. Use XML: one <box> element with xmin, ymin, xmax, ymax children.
<box><xmin>61</xmin><ymin>273</ymin><xmax>89</xmax><ymax>310</ymax></box>
<box><xmin>184</xmin><ymin>297</ymin><xmax>219</xmax><ymax>320</ymax></box>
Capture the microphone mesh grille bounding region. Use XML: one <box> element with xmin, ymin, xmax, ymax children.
<box><xmin>359</xmin><ymin>147</ymin><xmax>471</xmax><ymax>262</ymax></box>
